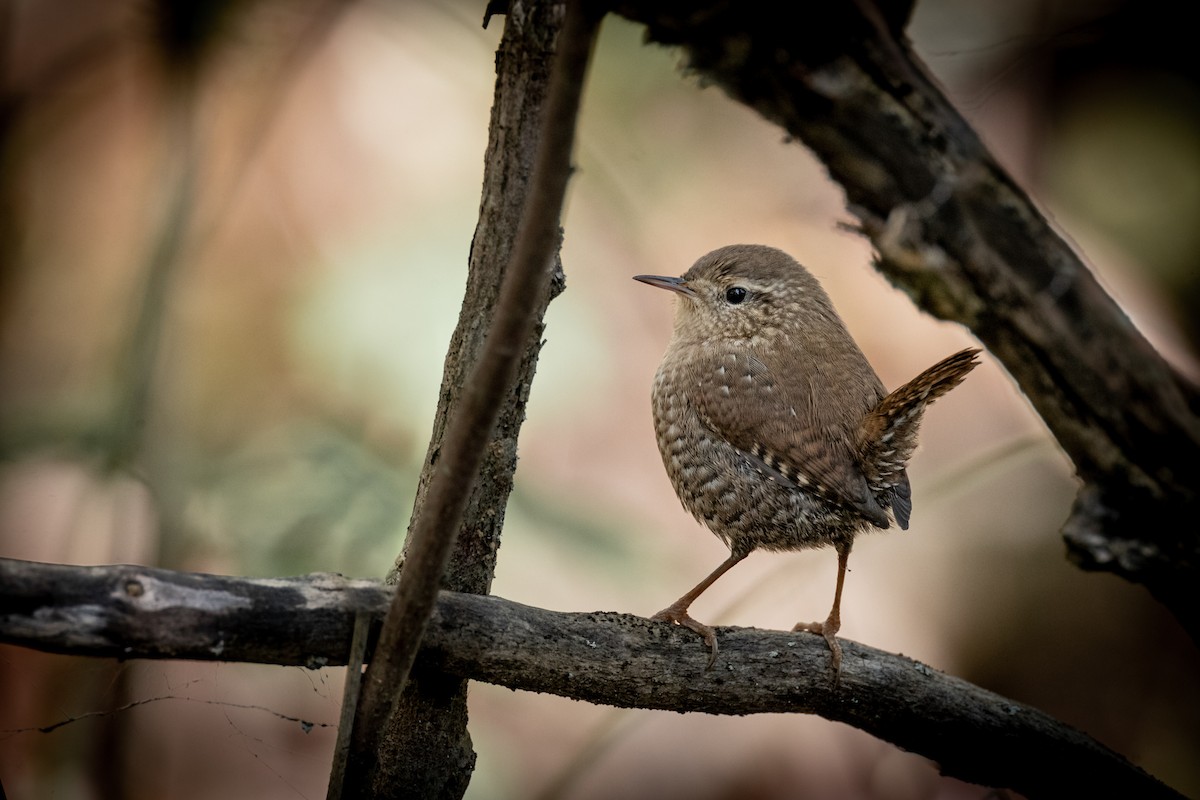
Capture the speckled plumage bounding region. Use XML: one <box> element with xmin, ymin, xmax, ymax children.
<box><xmin>636</xmin><ymin>244</ymin><xmax>979</xmax><ymax>673</ymax></box>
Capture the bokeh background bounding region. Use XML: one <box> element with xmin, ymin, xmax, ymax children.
<box><xmin>2</xmin><ymin>0</ymin><xmax>1198</xmax><ymax>798</ymax></box>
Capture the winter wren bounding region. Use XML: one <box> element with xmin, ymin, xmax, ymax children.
<box><xmin>635</xmin><ymin>244</ymin><xmax>979</xmax><ymax>673</ymax></box>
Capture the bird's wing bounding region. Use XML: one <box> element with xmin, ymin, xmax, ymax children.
<box><xmin>692</xmin><ymin>347</ymin><xmax>890</xmax><ymax>528</ymax></box>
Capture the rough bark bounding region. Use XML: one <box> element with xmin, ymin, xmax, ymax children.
<box><xmin>608</xmin><ymin>1</ymin><xmax>1200</xmax><ymax>640</ymax></box>
<box><xmin>0</xmin><ymin>558</ymin><xmax>1183</xmax><ymax>800</ymax></box>
<box><xmin>344</xmin><ymin>2</ymin><xmax>595</xmax><ymax>798</ymax></box>
<box><xmin>392</xmin><ymin>0</ymin><xmax>566</xmax><ymax>598</ymax></box>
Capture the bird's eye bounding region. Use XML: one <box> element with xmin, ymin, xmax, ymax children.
<box><xmin>725</xmin><ymin>286</ymin><xmax>748</xmax><ymax>305</ymax></box>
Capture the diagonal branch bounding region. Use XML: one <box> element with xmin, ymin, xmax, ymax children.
<box><xmin>0</xmin><ymin>557</ymin><xmax>1184</xmax><ymax>800</ymax></box>
<box><xmin>350</xmin><ymin>3</ymin><xmax>570</xmax><ymax>796</ymax></box>
<box><xmin>343</xmin><ymin>2</ymin><xmax>603</xmax><ymax>796</ymax></box>
<box><xmin>607</xmin><ymin>1</ymin><xmax>1200</xmax><ymax>639</ymax></box>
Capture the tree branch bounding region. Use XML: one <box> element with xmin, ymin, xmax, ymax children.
<box><xmin>327</xmin><ymin>2</ymin><xmax>571</xmax><ymax>795</ymax></box>
<box><xmin>607</xmin><ymin>1</ymin><xmax>1200</xmax><ymax>640</ymax></box>
<box><xmin>344</xmin><ymin>2</ymin><xmax>602</xmax><ymax>796</ymax></box>
<box><xmin>0</xmin><ymin>557</ymin><xmax>1183</xmax><ymax>800</ymax></box>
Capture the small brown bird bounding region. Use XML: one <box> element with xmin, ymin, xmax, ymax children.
<box><xmin>635</xmin><ymin>244</ymin><xmax>979</xmax><ymax>673</ymax></box>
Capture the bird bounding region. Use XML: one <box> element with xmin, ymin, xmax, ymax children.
<box><xmin>634</xmin><ymin>243</ymin><xmax>980</xmax><ymax>675</ymax></box>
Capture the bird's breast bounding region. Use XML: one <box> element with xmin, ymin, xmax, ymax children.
<box><xmin>650</xmin><ymin>350</ymin><xmax>862</xmax><ymax>553</ymax></box>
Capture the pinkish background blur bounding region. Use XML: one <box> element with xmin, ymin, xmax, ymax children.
<box><xmin>2</xmin><ymin>1</ymin><xmax>1198</xmax><ymax>798</ymax></box>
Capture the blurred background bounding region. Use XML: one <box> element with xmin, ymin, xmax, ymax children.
<box><xmin>2</xmin><ymin>0</ymin><xmax>1198</xmax><ymax>798</ymax></box>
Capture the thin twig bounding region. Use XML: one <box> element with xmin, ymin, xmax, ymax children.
<box><xmin>1</xmin><ymin>695</ymin><xmax>333</xmax><ymax>737</ymax></box>
<box><xmin>325</xmin><ymin>611</ymin><xmax>371</xmax><ymax>800</ymax></box>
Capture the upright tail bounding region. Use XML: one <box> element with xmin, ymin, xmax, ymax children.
<box><xmin>857</xmin><ymin>348</ymin><xmax>981</xmax><ymax>528</ymax></box>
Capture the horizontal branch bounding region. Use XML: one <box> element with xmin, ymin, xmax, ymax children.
<box><xmin>0</xmin><ymin>557</ymin><xmax>1182</xmax><ymax>800</ymax></box>
<box><xmin>0</xmin><ymin>558</ymin><xmax>389</xmax><ymax>668</ymax></box>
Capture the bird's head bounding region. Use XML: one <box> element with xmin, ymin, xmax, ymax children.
<box><xmin>634</xmin><ymin>244</ymin><xmax>844</xmax><ymax>346</ymax></box>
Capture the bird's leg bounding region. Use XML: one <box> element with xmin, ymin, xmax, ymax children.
<box><xmin>652</xmin><ymin>551</ymin><xmax>747</xmax><ymax>669</ymax></box>
<box><xmin>793</xmin><ymin>541</ymin><xmax>852</xmax><ymax>677</ymax></box>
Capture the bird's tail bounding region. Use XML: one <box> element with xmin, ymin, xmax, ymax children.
<box><xmin>857</xmin><ymin>347</ymin><xmax>981</xmax><ymax>525</ymax></box>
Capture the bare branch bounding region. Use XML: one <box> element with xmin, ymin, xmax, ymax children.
<box><xmin>0</xmin><ymin>558</ymin><xmax>386</xmax><ymax>667</ymax></box>
<box><xmin>344</xmin><ymin>2</ymin><xmax>603</xmax><ymax>796</ymax></box>
<box><xmin>339</xmin><ymin>2</ymin><xmax>574</xmax><ymax>795</ymax></box>
<box><xmin>0</xmin><ymin>557</ymin><xmax>1183</xmax><ymax>800</ymax></box>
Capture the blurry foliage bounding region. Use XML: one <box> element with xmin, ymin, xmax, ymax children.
<box><xmin>1038</xmin><ymin>0</ymin><xmax>1200</xmax><ymax>349</ymax></box>
<box><xmin>148</xmin><ymin>0</ymin><xmax>245</xmax><ymax>74</ymax></box>
<box><xmin>174</xmin><ymin>420</ymin><xmax>417</xmax><ymax>576</ymax></box>
<box><xmin>917</xmin><ymin>0</ymin><xmax>1200</xmax><ymax>353</ymax></box>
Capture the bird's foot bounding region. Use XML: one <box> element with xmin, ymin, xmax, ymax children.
<box><xmin>652</xmin><ymin>603</ymin><xmax>719</xmax><ymax>670</ymax></box>
<box><xmin>792</xmin><ymin>618</ymin><xmax>843</xmax><ymax>681</ymax></box>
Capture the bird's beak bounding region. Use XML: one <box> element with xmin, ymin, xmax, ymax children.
<box><xmin>633</xmin><ymin>274</ymin><xmax>696</xmax><ymax>297</ymax></box>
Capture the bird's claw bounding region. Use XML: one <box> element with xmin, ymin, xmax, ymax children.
<box><xmin>652</xmin><ymin>605</ymin><xmax>719</xmax><ymax>669</ymax></box>
<box><xmin>792</xmin><ymin>619</ymin><xmax>843</xmax><ymax>682</ymax></box>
